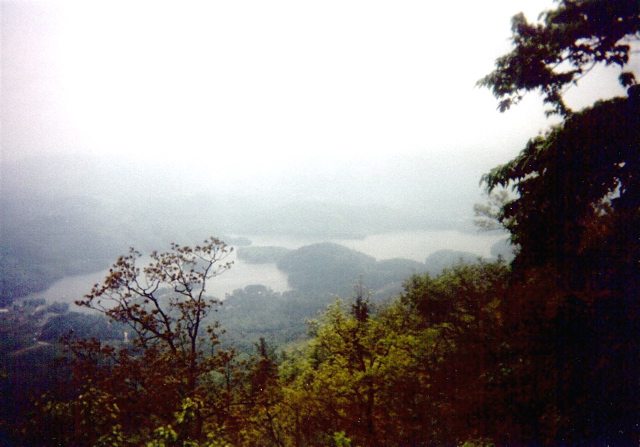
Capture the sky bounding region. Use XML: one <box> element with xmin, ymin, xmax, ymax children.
<box><xmin>1</xmin><ymin>0</ymin><xmax>632</xmax><ymax>181</ymax></box>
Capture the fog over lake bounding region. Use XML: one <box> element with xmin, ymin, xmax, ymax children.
<box><xmin>20</xmin><ymin>257</ymin><xmax>290</xmax><ymax>312</ymax></box>
<box><xmin>3</xmin><ymin>0</ymin><xmax>558</xmax><ymax>313</ymax></box>
<box><xmin>249</xmin><ymin>230</ymin><xmax>504</xmax><ymax>262</ymax></box>
<box><xmin>21</xmin><ymin>229</ymin><xmax>505</xmax><ymax>311</ymax></box>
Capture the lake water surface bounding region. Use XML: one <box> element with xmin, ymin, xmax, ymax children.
<box><xmin>22</xmin><ymin>229</ymin><xmax>506</xmax><ymax>309</ymax></box>
<box><xmin>246</xmin><ymin>229</ymin><xmax>505</xmax><ymax>262</ymax></box>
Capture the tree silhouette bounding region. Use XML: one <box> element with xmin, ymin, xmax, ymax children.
<box><xmin>44</xmin><ymin>238</ymin><xmax>238</xmax><ymax>445</ymax></box>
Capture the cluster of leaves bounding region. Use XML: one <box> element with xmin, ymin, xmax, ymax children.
<box><xmin>478</xmin><ymin>0</ymin><xmax>639</xmax><ymax>115</ymax></box>
<box><xmin>39</xmin><ymin>312</ymin><xmax>126</xmax><ymax>342</ymax></box>
<box><xmin>476</xmin><ymin>0</ymin><xmax>640</xmax><ymax>443</ymax></box>
<box><xmin>276</xmin><ymin>242</ymin><xmax>453</xmax><ymax>296</ymax></box>
<box><xmin>24</xmin><ymin>238</ymin><xmax>508</xmax><ymax>446</ymax></box>
<box><xmin>25</xmin><ymin>239</ymin><xmax>237</xmax><ymax>445</ymax></box>
<box><xmin>25</xmin><ymin>214</ymin><xmax>638</xmax><ymax>446</ymax></box>
<box><xmin>484</xmin><ymin>92</ymin><xmax>640</xmax><ymax>279</ymax></box>
<box><xmin>474</xmin><ymin>96</ymin><xmax>640</xmax><ymax>444</ymax></box>
<box><xmin>235</xmin><ymin>246</ymin><xmax>291</xmax><ymax>264</ymax></box>
<box><xmin>274</xmin><ymin>264</ymin><xmax>511</xmax><ymax>446</ymax></box>
<box><xmin>218</xmin><ymin>285</ymin><xmax>333</xmax><ymax>352</ymax></box>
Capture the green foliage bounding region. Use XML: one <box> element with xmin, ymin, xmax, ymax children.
<box><xmin>39</xmin><ymin>311</ymin><xmax>126</xmax><ymax>341</ymax></box>
<box><xmin>26</xmin><ymin>242</ymin><xmax>522</xmax><ymax>446</ymax></box>
<box><xmin>145</xmin><ymin>398</ymin><xmax>234</xmax><ymax>447</ymax></box>
<box><xmin>423</xmin><ymin>249</ymin><xmax>480</xmax><ymax>275</ymax></box>
<box><xmin>478</xmin><ymin>0</ymin><xmax>640</xmax><ymax>115</ymax></box>
<box><xmin>402</xmin><ymin>261</ymin><xmax>509</xmax><ymax>330</ymax></box>
<box><xmin>277</xmin><ymin>243</ymin><xmax>377</xmax><ymax>294</ymax></box>
<box><xmin>33</xmin><ymin>239</ymin><xmax>242</xmax><ymax>445</ymax></box>
<box><xmin>219</xmin><ymin>286</ymin><xmax>329</xmax><ymax>351</ymax></box>
<box><xmin>275</xmin><ymin>263</ymin><xmax>511</xmax><ymax>446</ymax></box>
<box><xmin>332</xmin><ymin>431</ymin><xmax>353</xmax><ymax>447</ymax></box>
<box><xmin>479</xmin><ymin>3</ymin><xmax>640</xmax><ymax>442</ymax></box>
<box><xmin>483</xmin><ymin>93</ymin><xmax>640</xmax><ymax>287</ymax></box>
<box><xmin>236</xmin><ymin>246</ymin><xmax>291</xmax><ymax>264</ymax></box>
<box><xmin>276</xmin><ymin>242</ymin><xmax>432</xmax><ymax>297</ymax></box>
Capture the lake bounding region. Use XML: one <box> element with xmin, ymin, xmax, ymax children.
<box><xmin>21</xmin><ymin>229</ymin><xmax>506</xmax><ymax>309</ymax></box>
<box><xmin>246</xmin><ymin>229</ymin><xmax>505</xmax><ymax>262</ymax></box>
<box><xmin>20</xmin><ymin>257</ymin><xmax>291</xmax><ymax>311</ymax></box>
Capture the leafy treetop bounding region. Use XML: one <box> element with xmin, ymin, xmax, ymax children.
<box><xmin>478</xmin><ymin>0</ymin><xmax>640</xmax><ymax>116</ymax></box>
<box><xmin>77</xmin><ymin>237</ymin><xmax>233</xmax><ymax>372</ymax></box>
<box><xmin>483</xmin><ymin>93</ymin><xmax>640</xmax><ymax>272</ymax></box>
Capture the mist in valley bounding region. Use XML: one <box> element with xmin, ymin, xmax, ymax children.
<box><xmin>2</xmin><ymin>150</ymin><xmax>509</xmax><ymax>305</ymax></box>
<box><xmin>4</xmin><ymin>0</ymin><xmax>622</xmax><ymax>334</ymax></box>
<box><xmin>3</xmin><ymin>0</ymin><xmax>615</xmax><ymax>313</ymax></box>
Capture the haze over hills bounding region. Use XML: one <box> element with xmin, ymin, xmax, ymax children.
<box><xmin>1</xmin><ymin>151</ymin><xmax>505</xmax><ymax>304</ymax></box>
<box><xmin>0</xmin><ymin>0</ymin><xmax>556</xmax><ymax>311</ymax></box>
<box><xmin>4</xmin><ymin>151</ymin><xmax>488</xmax><ymax>224</ymax></box>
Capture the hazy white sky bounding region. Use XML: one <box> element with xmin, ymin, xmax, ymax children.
<box><xmin>1</xmin><ymin>0</ymin><xmax>631</xmax><ymax>176</ymax></box>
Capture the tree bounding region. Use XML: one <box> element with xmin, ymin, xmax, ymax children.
<box><xmin>277</xmin><ymin>284</ymin><xmax>411</xmax><ymax>446</ymax></box>
<box><xmin>482</xmin><ymin>102</ymin><xmax>640</xmax><ymax>442</ymax></box>
<box><xmin>483</xmin><ymin>94</ymin><xmax>640</xmax><ymax>282</ymax></box>
<box><xmin>39</xmin><ymin>238</ymin><xmax>238</xmax><ymax>445</ymax></box>
<box><xmin>400</xmin><ymin>262</ymin><xmax>512</xmax><ymax>445</ymax></box>
<box><xmin>479</xmin><ymin>1</ymin><xmax>640</xmax><ymax>443</ymax></box>
<box><xmin>81</xmin><ymin>238</ymin><xmax>233</xmax><ymax>363</ymax></box>
<box><xmin>478</xmin><ymin>0</ymin><xmax>639</xmax><ymax>116</ymax></box>
<box><xmin>232</xmin><ymin>338</ymin><xmax>286</xmax><ymax>446</ymax></box>
<box><xmin>277</xmin><ymin>264</ymin><xmax>511</xmax><ymax>446</ymax></box>
<box><xmin>478</xmin><ymin>0</ymin><xmax>640</xmax><ymax>299</ymax></box>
